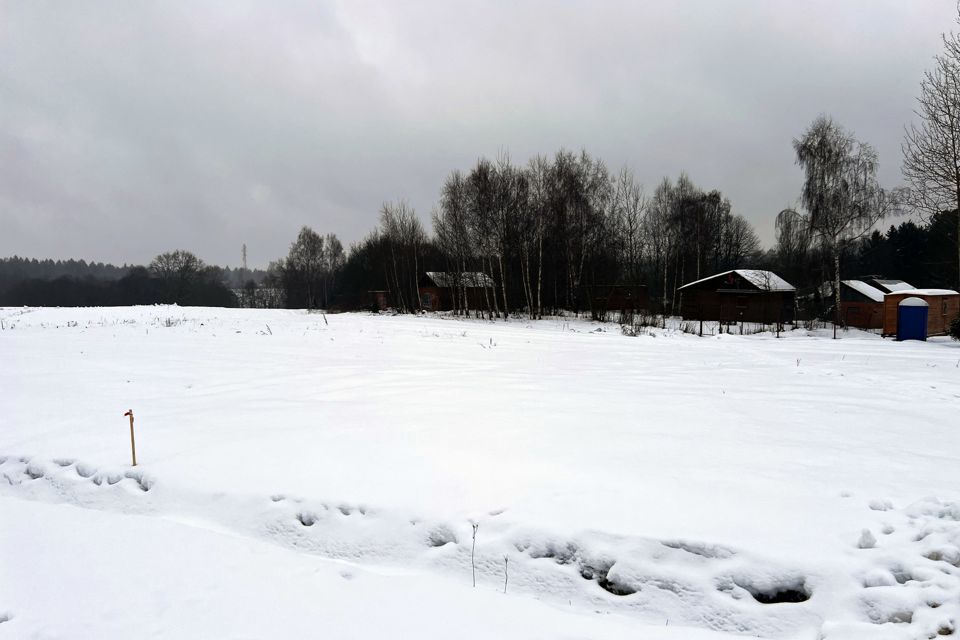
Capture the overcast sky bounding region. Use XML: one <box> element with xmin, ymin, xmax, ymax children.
<box><xmin>1</xmin><ymin>1</ymin><xmax>955</xmax><ymax>267</ymax></box>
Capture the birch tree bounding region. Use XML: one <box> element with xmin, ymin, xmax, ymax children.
<box><xmin>794</xmin><ymin>116</ymin><xmax>893</xmax><ymax>338</ymax></box>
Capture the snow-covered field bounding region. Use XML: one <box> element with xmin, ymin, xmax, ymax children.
<box><xmin>2</xmin><ymin>306</ymin><xmax>960</xmax><ymax>639</ymax></box>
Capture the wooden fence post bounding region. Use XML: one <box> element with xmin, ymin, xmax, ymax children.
<box><xmin>123</xmin><ymin>409</ymin><xmax>137</xmax><ymax>466</ymax></box>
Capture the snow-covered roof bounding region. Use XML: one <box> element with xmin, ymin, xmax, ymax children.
<box><xmin>423</xmin><ymin>272</ymin><xmax>495</xmax><ymax>288</ymax></box>
<box><xmin>890</xmin><ymin>288</ymin><xmax>959</xmax><ymax>297</ymax></box>
<box><xmin>870</xmin><ymin>279</ymin><xmax>914</xmax><ymax>293</ymax></box>
<box><xmin>841</xmin><ymin>280</ymin><xmax>884</xmax><ymax>303</ymax></box>
<box><xmin>678</xmin><ymin>269</ymin><xmax>795</xmax><ymax>292</ymax></box>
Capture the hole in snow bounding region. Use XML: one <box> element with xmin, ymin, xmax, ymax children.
<box><xmin>885</xmin><ymin>610</ymin><xmax>913</xmax><ymax>624</ymax></box>
<box><xmin>924</xmin><ymin>547</ymin><xmax>960</xmax><ymax>566</ymax></box>
<box><xmin>526</xmin><ymin>540</ymin><xmax>579</xmax><ymax>565</ymax></box>
<box><xmin>579</xmin><ymin>561</ymin><xmax>636</xmax><ymax>596</ymax></box>
<box><xmin>24</xmin><ymin>464</ymin><xmax>46</xmax><ymax>479</ymax></box>
<box><xmin>889</xmin><ymin>566</ymin><xmax>915</xmax><ymax>584</ymax></box>
<box><xmin>734</xmin><ymin>578</ymin><xmax>810</xmax><ymax>604</ymax></box>
<box><xmin>427</xmin><ymin>525</ymin><xmax>458</xmax><ymax>547</ymax></box>
<box><xmin>124</xmin><ymin>471</ymin><xmax>152</xmax><ymax>492</ymax></box>
<box><xmin>297</xmin><ymin>512</ymin><xmax>317</xmax><ymax>527</ymax></box>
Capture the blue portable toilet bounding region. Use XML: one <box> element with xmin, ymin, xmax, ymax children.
<box><xmin>896</xmin><ymin>297</ymin><xmax>928</xmax><ymax>341</ymax></box>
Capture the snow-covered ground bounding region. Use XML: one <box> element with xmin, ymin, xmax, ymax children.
<box><xmin>2</xmin><ymin>306</ymin><xmax>959</xmax><ymax>639</ymax></box>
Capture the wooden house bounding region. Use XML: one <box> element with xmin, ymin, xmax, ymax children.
<box><xmin>418</xmin><ymin>272</ymin><xmax>495</xmax><ymax>312</ymax></box>
<box><xmin>837</xmin><ymin>280</ymin><xmax>886</xmax><ymax>329</ymax></box>
<box><xmin>679</xmin><ymin>269</ymin><xmax>796</xmax><ymax>323</ymax></box>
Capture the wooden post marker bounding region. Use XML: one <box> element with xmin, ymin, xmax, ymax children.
<box><xmin>123</xmin><ymin>409</ymin><xmax>137</xmax><ymax>466</ymax></box>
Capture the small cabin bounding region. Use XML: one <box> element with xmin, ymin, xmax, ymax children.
<box><xmin>679</xmin><ymin>269</ymin><xmax>796</xmax><ymax>323</ymax></box>
<box><xmin>882</xmin><ymin>289</ymin><xmax>960</xmax><ymax>337</ymax></box>
<box><xmin>418</xmin><ymin>272</ymin><xmax>495</xmax><ymax>312</ymax></box>
<box><xmin>837</xmin><ymin>280</ymin><xmax>885</xmax><ymax>329</ymax></box>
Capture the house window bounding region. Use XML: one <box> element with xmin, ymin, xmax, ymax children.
<box><xmin>736</xmin><ymin>295</ymin><xmax>747</xmax><ymax>310</ymax></box>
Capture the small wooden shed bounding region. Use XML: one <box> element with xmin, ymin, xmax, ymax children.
<box><xmin>882</xmin><ymin>289</ymin><xmax>960</xmax><ymax>337</ymax></box>
<box><xmin>838</xmin><ymin>280</ymin><xmax>886</xmax><ymax>329</ymax></box>
<box><xmin>679</xmin><ymin>269</ymin><xmax>796</xmax><ymax>323</ymax></box>
<box><xmin>418</xmin><ymin>272</ymin><xmax>495</xmax><ymax>311</ymax></box>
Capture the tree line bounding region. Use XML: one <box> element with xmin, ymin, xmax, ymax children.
<box><xmin>1</xmin><ymin>251</ymin><xmax>237</xmax><ymax>307</ymax></box>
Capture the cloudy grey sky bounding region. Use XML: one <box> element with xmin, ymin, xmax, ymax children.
<box><xmin>1</xmin><ymin>1</ymin><xmax>954</xmax><ymax>267</ymax></box>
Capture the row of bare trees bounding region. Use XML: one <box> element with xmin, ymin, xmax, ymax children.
<box><xmin>272</xmin><ymin>226</ymin><xmax>345</xmax><ymax>309</ymax></box>
<box><xmin>425</xmin><ymin>150</ymin><xmax>761</xmax><ymax>319</ymax></box>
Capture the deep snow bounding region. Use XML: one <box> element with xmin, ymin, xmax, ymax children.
<box><xmin>2</xmin><ymin>306</ymin><xmax>960</xmax><ymax>639</ymax></box>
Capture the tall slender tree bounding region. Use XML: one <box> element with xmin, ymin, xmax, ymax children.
<box><xmin>794</xmin><ymin>116</ymin><xmax>894</xmax><ymax>338</ymax></box>
<box><xmin>902</xmin><ymin>11</ymin><xmax>960</xmax><ymax>288</ymax></box>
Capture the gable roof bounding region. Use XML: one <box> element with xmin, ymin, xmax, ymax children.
<box><xmin>678</xmin><ymin>269</ymin><xmax>795</xmax><ymax>292</ymax></box>
<box><xmin>422</xmin><ymin>272</ymin><xmax>495</xmax><ymax>288</ymax></box>
<box><xmin>841</xmin><ymin>280</ymin><xmax>885</xmax><ymax>303</ymax></box>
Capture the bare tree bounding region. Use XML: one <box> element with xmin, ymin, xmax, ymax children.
<box><xmin>434</xmin><ymin>171</ymin><xmax>474</xmax><ymax>315</ymax></box>
<box><xmin>149</xmin><ymin>249</ymin><xmax>206</xmax><ymax>303</ymax></box>
<box><xmin>525</xmin><ymin>155</ymin><xmax>550</xmax><ymax>318</ymax></box>
<box><xmin>902</xmin><ymin>13</ymin><xmax>960</xmax><ymax>288</ymax></box>
<box><xmin>612</xmin><ymin>167</ymin><xmax>647</xmax><ymax>284</ymax></box>
<box><xmin>322</xmin><ymin>233</ymin><xmax>345</xmax><ymax>307</ymax></box>
<box><xmin>380</xmin><ymin>200</ymin><xmax>426</xmax><ymax>312</ymax></box>
<box><xmin>794</xmin><ymin>116</ymin><xmax>894</xmax><ymax>338</ymax></box>
<box><xmin>287</xmin><ymin>226</ymin><xmax>324</xmax><ymax>310</ymax></box>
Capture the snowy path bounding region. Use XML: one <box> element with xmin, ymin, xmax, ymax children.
<box><xmin>2</xmin><ymin>307</ymin><xmax>960</xmax><ymax>638</ymax></box>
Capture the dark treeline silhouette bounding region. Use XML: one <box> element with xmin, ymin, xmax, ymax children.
<box><xmin>848</xmin><ymin>212</ymin><xmax>958</xmax><ymax>289</ymax></box>
<box><xmin>0</xmin><ymin>251</ymin><xmax>239</xmax><ymax>307</ymax></box>
<box><xmin>0</xmin><ymin>257</ymin><xmax>131</xmax><ymax>292</ymax></box>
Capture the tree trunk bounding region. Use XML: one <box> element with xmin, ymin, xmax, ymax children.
<box><xmin>536</xmin><ymin>234</ymin><xmax>543</xmax><ymax>319</ymax></box>
<box><xmin>489</xmin><ymin>257</ymin><xmax>501</xmax><ymax>319</ymax></box>
<box><xmin>833</xmin><ymin>242</ymin><xmax>841</xmax><ymax>340</ymax></box>
<box><xmin>498</xmin><ymin>254</ymin><xmax>509</xmax><ymax>321</ymax></box>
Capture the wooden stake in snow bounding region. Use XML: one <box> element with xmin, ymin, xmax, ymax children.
<box><xmin>471</xmin><ymin>523</ymin><xmax>479</xmax><ymax>587</ymax></box>
<box><xmin>503</xmin><ymin>555</ymin><xmax>509</xmax><ymax>594</ymax></box>
<box><xmin>123</xmin><ymin>409</ymin><xmax>137</xmax><ymax>466</ymax></box>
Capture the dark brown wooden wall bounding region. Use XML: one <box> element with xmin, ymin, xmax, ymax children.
<box><xmin>680</xmin><ymin>290</ymin><xmax>795</xmax><ymax>323</ymax></box>
<box><xmin>841</xmin><ymin>301</ymin><xmax>884</xmax><ymax>329</ymax></box>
